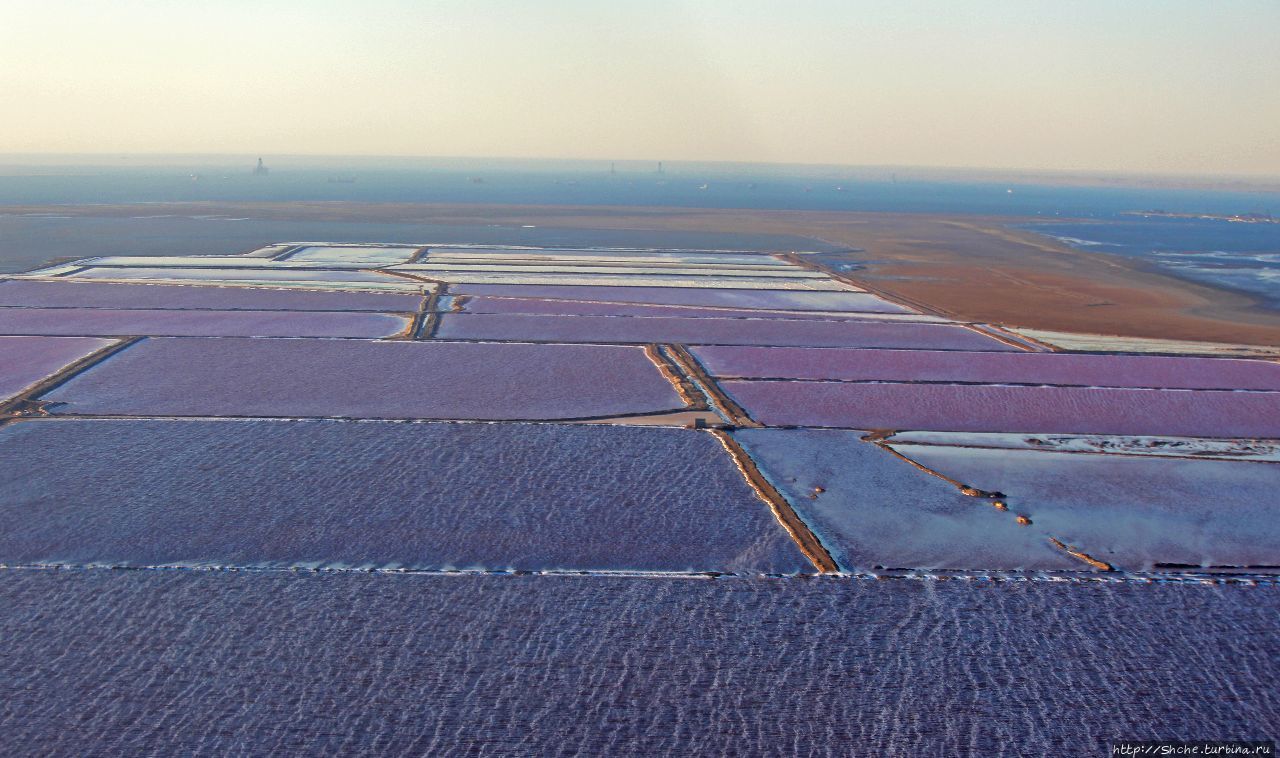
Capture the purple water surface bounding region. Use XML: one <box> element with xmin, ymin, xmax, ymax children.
<box><xmin>1</xmin><ymin>570</ymin><xmax>1274</xmax><ymax>756</ymax></box>
<box><xmin>450</xmin><ymin>284</ymin><xmax>909</xmax><ymax>312</ymax></box>
<box><xmin>693</xmin><ymin>346</ymin><xmax>1280</xmax><ymax>389</ymax></box>
<box><xmin>0</xmin><ymin>279</ymin><xmax>423</xmax><ymax>312</ymax></box>
<box><xmin>0</xmin><ymin>336</ymin><xmax>114</xmax><ymax>401</ymax></box>
<box><xmin>732</xmin><ymin>428</ymin><xmax>1074</xmax><ymax>571</ymax></box>
<box><xmin>429</xmin><ymin>248</ymin><xmax>784</xmax><ymax>264</ymax></box>
<box><xmin>70</xmin><ymin>266</ymin><xmax>412</xmax><ymax>285</ymax></box>
<box><xmin>43</xmin><ymin>337</ymin><xmax>686</xmax><ymax>419</ymax></box>
<box><xmin>893</xmin><ymin>443</ymin><xmax>1280</xmax><ymax>571</ymax></box>
<box><xmin>723</xmin><ymin>381</ymin><xmax>1280</xmax><ymax>437</ymax></box>
<box><xmin>456</xmin><ymin>296</ymin><xmax>911</xmax><ymax>321</ymax></box>
<box><xmin>0</xmin><ymin>308</ymin><xmax>409</xmax><ymax>338</ymax></box>
<box><xmin>436</xmin><ymin>313</ymin><xmax>1013</xmax><ymax>350</ymax></box>
<box><xmin>0</xmin><ymin>420</ymin><xmax>805</xmax><ymax>573</ymax></box>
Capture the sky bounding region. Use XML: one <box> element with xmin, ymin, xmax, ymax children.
<box><xmin>2</xmin><ymin>0</ymin><xmax>1278</xmax><ymax>176</ymax></box>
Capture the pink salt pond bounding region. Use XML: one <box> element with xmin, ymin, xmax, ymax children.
<box><xmin>449</xmin><ymin>284</ymin><xmax>906</xmax><ymax>313</ymax></box>
<box><xmin>0</xmin><ymin>335</ymin><xmax>115</xmax><ymax>402</ymax></box>
<box><xmin>0</xmin><ymin>280</ymin><xmax>424</xmax><ymax>312</ymax></box>
<box><xmin>722</xmin><ymin>381</ymin><xmax>1280</xmax><ymax>438</ymax></box>
<box><xmin>453</xmin><ymin>296</ymin><xmax>917</xmax><ymax>321</ymax></box>
<box><xmin>0</xmin><ymin>308</ymin><xmax>411</xmax><ymax>339</ymax></box>
<box><xmin>41</xmin><ymin>337</ymin><xmax>688</xmax><ymax>420</ymax></box>
<box><xmin>435</xmin><ymin>313</ymin><xmax>1012</xmax><ymax>350</ymax></box>
<box><xmin>691</xmin><ymin>346</ymin><xmax>1280</xmax><ymax>390</ymax></box>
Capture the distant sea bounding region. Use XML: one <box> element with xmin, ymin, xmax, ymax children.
<box><xmin>2</xmin><ymin>160</ymin><xmax>1276</xmax><ymax>216</ymax></box>
<box><xmin>1</xmin><ymin>160</ymin><xmax>1277</xmax><ymax>306</ymax></box>
<box><xmin>1019</xmin><ymin>218</ymin><xmax>1280</xmax><ymax>310</ymax></box>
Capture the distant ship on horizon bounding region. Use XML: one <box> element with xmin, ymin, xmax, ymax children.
<box><xmin>252</xmin><ymin>157</ymin><xmax>269</xmax><ymax>176</ymax></box>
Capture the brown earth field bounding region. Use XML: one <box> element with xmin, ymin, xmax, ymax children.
<box><xmin>7</xmin><ymin>201</ymin><xmax>1280</xmax><ymax>346</ymax></box>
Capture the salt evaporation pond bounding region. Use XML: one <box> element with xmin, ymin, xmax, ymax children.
<box><xmin>732</xmin><ymin>428</ymin><xmax>1075</xmax><ymax>571</ymax></box>
<box><xmin>453</xmin><ymin>295</ymin><xmax>920</xmax><ymax>321</ymax></box>
<box><xmin>0</xmin><ymin>336</ymin><xmax>114</xmax><ymax>401</ymax></box>
<box><xmin>449</xmin><ymin>284</ymin><xmax>908</xmax><ymax>312</ymax></box>
<box><xmin>1</xmin><ymin>570</ymin><xmax>1275</xmax><ymax>756</ymax></box>
<box><xmin>427</xmin><ymin>248</ymin><xmax>791</xmax><ymax>265</ymax></box>
<box><xmin>3</xmin><ymin>237</ymin><xmax>1278</xmax><ymax>755</ymax></box>
<box><xmin>404</xmin><ymin>263</ymin><xmax>827</xmax><ymax>278</ymax></box>
<box><xmin>890</xmin><ymin>430</ymin><xmax>1280</xmax><ymax>462</ymax></box>
<box><xmin>892</xmin><ymin>442</ymin><xmax>1280</xmax><ymax>570</ymax></box>
<box><xmin>41</xmin><ymin>337</ymin><xmax>687</xmax><ymax>420</ymax></box>
<box><xmin>0</xmin><ymin>279</ymin><xmax>425</xmax><ymax>312</ymax></box>
<box><xmin>78</xmin><ymin>254</ymin><xmax>382</xmax><ymax>269</ymax></box>
<box><xmin>393</xmin><ymin>271</ymin><xmax>845</xmax><ymax>289</ymax></box>
<box><xmin>0</xmin><ymin>307</ymin><xmax>409</xmax><ymax>338</ymax></box>
<box><xmin>69</xmin><ymin>265</ymin><xmax>418</xmax><ymax>287</ymax></box>
<box><xmin>430</xmin><ymin>256</ymin><xmax>792</xmax><ymax>271</ymax></box>
<box><xmin>723</xmin><ymin>380</ymin><xmax>1280</xmax><ymax>437</ymax></box>
<box><xmin>694</xmin><ymin>345</ymin><xmax>1280</xmax><ymax>390</ymax></box>
<box><xmin>280</xmin><ymin>245</ymin><xmax>422</xmax><ymax>265</ymax></box>
<box><xmin>0</xmin><ymin>420</ymin><xmax>807</xmax><ymax>573</ymax></box>
<box><xmin>436</xmin><ymin>313</ymin><xmax>1013</xmax><ymax>350</ymax></box>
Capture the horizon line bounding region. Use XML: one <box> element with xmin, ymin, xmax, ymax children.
<box><xmin>1</xmin><ymin>152</ymin><xmax>1278</xmax><ymax>185</ymax></box>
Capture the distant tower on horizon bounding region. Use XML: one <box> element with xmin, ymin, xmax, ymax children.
<box><xmin>610</xmin><ymin>162</ymin><xmax>616</xmax><ymax>175</ymax></box>
<box><xmin>657</xmin><ymin>161</ymin><xmax>664</xmax><ymax>174</ymax></box>
<box><xmin>253</xmin><ymin>157</ymin><xmax>269</xmax><ymax>176</ymax></box>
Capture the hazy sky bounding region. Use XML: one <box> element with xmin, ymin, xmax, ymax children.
<box><xmin>3</xmin><ymin>0</ymin><xmax>1278</xmax><ymax>175</ymax></box>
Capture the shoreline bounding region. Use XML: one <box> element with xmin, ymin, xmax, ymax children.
<box><xmin>1010</xmin><ymin>217</ymin><xmax>1280</xmax><ymax>313</ymax></box>
<box><xmin>4</xmin><ymin>200</ymin><xmax>1280</xmax><ymax>347</ymax></box>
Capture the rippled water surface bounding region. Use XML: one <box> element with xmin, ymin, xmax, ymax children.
<box><xmin>0</xmin><ymin>420</ymin><xmax>804</xmax><ymax>573</ymax></box>
<box><xmin>1</xmin><ymin>570</ymin><xmax>1275</xmax><ymax>756</ymax></box>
